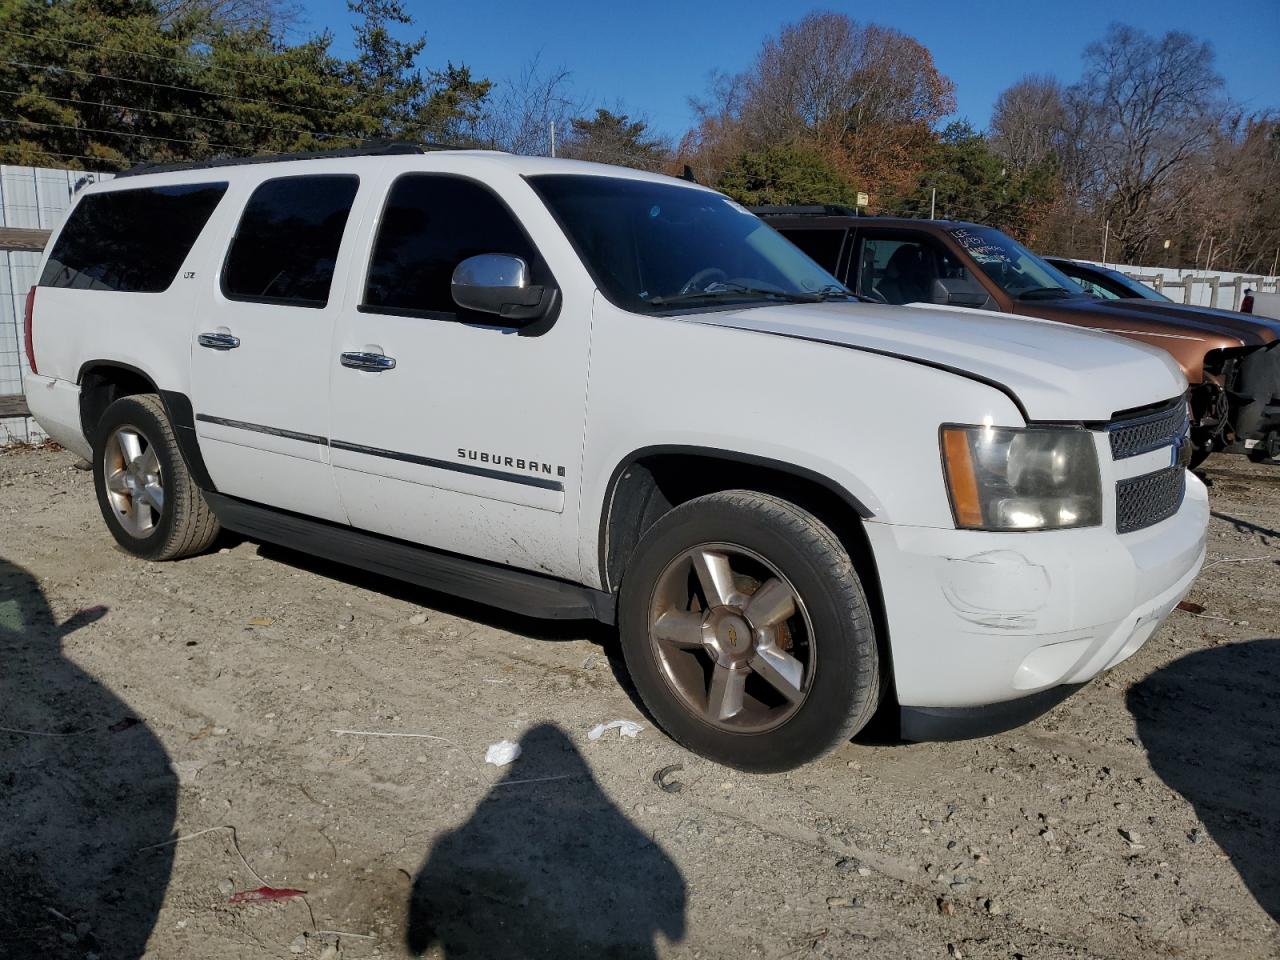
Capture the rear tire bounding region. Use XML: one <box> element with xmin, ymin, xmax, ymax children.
<box><xmin>617</xmin><ymin>490</ymin><xmax>881</xmax><ymax>772</ymax></box>
<box><xmin>92</xmin><ymin>394</ymin><xmax>220</xmax><ymax>561</ymax></box>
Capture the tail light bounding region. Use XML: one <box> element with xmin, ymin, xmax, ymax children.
<box><xmin>23</xmin><ymin>285</ymin><xmax>37</xmax><ymax>375</ymax></box>
<box><xmin>1242</xmin><ymin>292</ymin><xmax>1254</xmax><ymax>314</ymax></box>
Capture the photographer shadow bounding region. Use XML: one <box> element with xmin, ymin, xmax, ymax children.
<box><xmin>405</xmin><ymin>723</ymin><xmax>686</xmax><ymax>958</ymax></box>
<box><xmin>1128</xmin><ymin>639</ymin><xmax>1280</xmax><ymax>924</ymax></box>
<box><xmin>0</xmin><ymin>558</ymin><xmax>176</xmax><ymax>959</ymax></box>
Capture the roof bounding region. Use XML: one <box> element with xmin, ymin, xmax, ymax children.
<box><xmin>102</xmin><ymin>142</ymin><xmax>710</xmax><ymax>193</ymax></box>
<box><xmin>752</xmin><ymin>207</ymin><xmax>983</xmax><ymax>231</ymax></box>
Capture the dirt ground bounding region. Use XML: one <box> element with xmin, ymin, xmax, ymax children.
<box><xmin>0</xmin><ymin>446</ymin><xmax>1277</xmax><ymax>960</ymax></box>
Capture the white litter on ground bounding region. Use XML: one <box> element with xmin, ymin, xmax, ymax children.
<box><xmin>484</xmin><ymin>739</ymin><xmax>521</xmax><ymax>766</ymax></box>
<box><xmin>587</xmin><ymin>720</ymin><xmax>644</xmax><ymax>741</ymax></box>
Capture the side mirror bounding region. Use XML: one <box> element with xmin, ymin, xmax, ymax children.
<box><xmin>930</xmin><ymin>276</ymin><xmax>988</xmax><ymax>309</ymax></box>
<box><xmin>451</xmin><ymin>254</ymin><xmax>549</xmax><ymax>322</ymax></box>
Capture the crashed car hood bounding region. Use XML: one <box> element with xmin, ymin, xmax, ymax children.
<box><xmin>691</xmin><ymin>300</ymin><xmax>1186</xmax><ymax>422</ymax></box>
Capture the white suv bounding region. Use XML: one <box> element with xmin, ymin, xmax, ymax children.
<box><xmin>23</xmin><ymin>145</ymin><xmax>1207</xmax><ymax>771</ymax></box>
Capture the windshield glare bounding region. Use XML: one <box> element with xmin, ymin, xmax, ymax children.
<box><xmin>950</xmin><ymin>226</ymin><xmax>1086</xmax><ymax>300</ymax></box>
<box><xmin>529</xmin><ymin>174</ymin><xmax>850</xmax><ymax>312</ymax></box>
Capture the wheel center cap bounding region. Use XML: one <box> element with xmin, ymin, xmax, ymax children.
<box><xmin>713</xmin><ymin>612</ymin><xmax>753</xmax><ymax>657</ymax></box>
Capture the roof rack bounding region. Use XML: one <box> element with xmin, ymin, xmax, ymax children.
<box><xmin>751</xmin><ymin>204</ymin><xmax>862</xmax><ymax>217</ymax></box>
<box><xmin>115</xmin><ymin>139</ymin><xmax>476</xmax><ymax>179</ymax></box>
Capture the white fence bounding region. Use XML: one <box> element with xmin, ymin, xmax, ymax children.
<box><xmin>1101</xmin><ymin>262</ymin><xmax>1279</xmax><ymax>311</ymax></box>
<box><xmin>0</xmin><ymin>165</ymin><xmax>113</xmax><ymax>443</ymax></box>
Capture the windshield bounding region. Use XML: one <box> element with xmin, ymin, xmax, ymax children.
<box><xmin>949</xmin><ymin>226</ymin><xmax>1087</xmax><ymax>301</ymax></box>
<box><xmin>529</xmin><ymin>175</ymin><xmax>852</xmax><ymax>313</ymax></box>
<box><xmin>1102</xmin><ymin>267</ymin><xmax>1171</xmax><ymax>301</ymax></box>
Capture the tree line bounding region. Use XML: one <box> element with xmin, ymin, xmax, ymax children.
<box><xmin>2</xmin><ymin>3</ymin><xmax>1276</xmax><ymax>273</ymax></box>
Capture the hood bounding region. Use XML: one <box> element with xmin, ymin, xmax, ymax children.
<box><xmin>1009</xmin><ymin>296</ymin><xmax>1269</xmax><ymax>382</ymax></box>
<box><xmin>1095</xmin><ymin>299</ymin><xmax>1280</xmax><ymax>343</ymax></box>
<box><xmin>690</xmin><ymin>300</ymin><xmax>1185</xmax><ymax>422</ymax></box>
<box><xmin>1018</xmin><ymin>297</ymin><xmax>1268</xmax><ymax>348</ymax></box>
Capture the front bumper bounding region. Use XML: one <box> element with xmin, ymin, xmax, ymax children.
<box><xmin>865</xmin><ymin>471</ymin><xmax>1208</xmax><ymax>710</ymax></box>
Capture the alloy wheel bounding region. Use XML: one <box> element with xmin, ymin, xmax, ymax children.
<box><xmin>102</xmin><ymin>425</ymin><xmax>164</xmax><ymax>538</ymax></box>
<box><xmin>647</xmin><ymin>543</ymin><xmax>815</xmax><ymax>733</ymax></box>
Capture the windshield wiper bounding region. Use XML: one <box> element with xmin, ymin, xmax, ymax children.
<box><xmin>647</xmin><ymin>283</ymin><xmax>822</xmax><ymax>307</ymax></box>
<box><xmin>814</xmin><ymin>284</ymin><xmax>873</xmax><ymax>303</ymax></box>
<box><xmin>1016</xmin><ymin>286</ymin><xmax>1074</xmax><ymax>300</ymax></box>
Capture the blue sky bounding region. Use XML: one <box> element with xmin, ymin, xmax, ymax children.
<box><xmin>300</xmin><ymin>0</ymin><xmax>1280</xmax><ymax>139</ymax></box>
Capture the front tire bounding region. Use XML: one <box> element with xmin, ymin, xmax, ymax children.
<box><xmin>617</xmin><ymin>490</ymin><xmax>881</xmax><ymax>772</ymax></box>
<box><xmin>93</xmin><ymin>394</ymin><xmax>220</xmax><ymax>561</ymax></box>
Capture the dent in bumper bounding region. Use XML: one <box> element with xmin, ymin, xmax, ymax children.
<box><xmin>21</xmin><ymin>374</ymin><xmax>89</xmax><ymax>459</ymax></box>
<box><xmin>867</xmin><ymin>473</ymin><xmax>1208</xmax><ymax>708</ymax></box>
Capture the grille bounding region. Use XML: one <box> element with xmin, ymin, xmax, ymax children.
<box><xmin>1108</xmin><ymin>401</ymin><xmax>1188</xmax><ymax>460</ymax></box>
<box><xmin>1116</xmin><ymin>466</ymin><xmax>1186</xmax><ymax>534</ymax></box>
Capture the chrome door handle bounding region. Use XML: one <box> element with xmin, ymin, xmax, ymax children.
<box><xmin>340</xmin><ymin>351</ymin><xmax>396</xmax><ymax>372</ymax></box>
<box><xmin>197</xmin><ymin>332</ymin><xmax>240</xmax><ymax>350</ymax></box>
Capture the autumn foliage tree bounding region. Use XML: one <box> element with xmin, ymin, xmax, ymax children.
<box><xmin>682</xmin><ymin>12</ymin><xmax>954</xmax><ymax>210</ymax></box>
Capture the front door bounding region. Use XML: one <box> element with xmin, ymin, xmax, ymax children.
<box><xmin>190</xmin><ymin>173</ymin><xmax>363</xmax><ymax>524</ymax></box>
<box><xmin>327</xmin><ymin>171</ymin><xmax>591</xmax><ymax>581</ymax></box>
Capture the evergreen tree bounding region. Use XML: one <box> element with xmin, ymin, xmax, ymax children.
<box><xmin>717</xmin><ymin>144</ymin><xmax>859</xmax><ymax>207</ymax></box>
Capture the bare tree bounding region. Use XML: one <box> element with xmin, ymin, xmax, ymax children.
<box><xmin>1070</xmin><ymin>24</ymin><xmax>1228</xmax><ymax>261</ymax></box>
<box><xmin>468</xmin><ymin>54</ymin><xmax>581</xmax><ymax>156</ymax></box>
<box><xmin>678</xmin><ymin>70</ymin><xmax>752</xmax><ymax>183</ymax></box>
<box><xmin>156</xmin><ymin>0</ymin><xmax>302</xmax><ymax>30</ymax></box>
<box><xmin>990</xmin><ymin>75</ymin><xmax>1066</xmax><ymax>172</ymax></box>
<box><xmin>740</xmin><ymin>12</ymin><xmax>955</xmax><ymax>145</ymax></box>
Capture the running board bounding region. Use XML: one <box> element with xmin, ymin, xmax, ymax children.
<box><xmin>205</xmin><ymin>493</ymin><xmax>615</xmax><ymax>623</ymax></box>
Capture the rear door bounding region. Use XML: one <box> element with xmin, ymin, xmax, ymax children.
<box><xmin>189</xmin><ymin>172</ymin><xmax>362</xmax><ymax>523</ymax></box>
<box><xmin>326</xmin><ymin>170</ymin><xmax>591</xmax><ymax>581</ymax></box>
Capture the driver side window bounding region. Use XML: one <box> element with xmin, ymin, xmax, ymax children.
<box><xmin>857</xmin><ymin>235</ymin><xmax>937</xmax><ymax>305</ymax></box>
<box><xmin>362</xmin><ymin>174</ymin><xmax>543</xmax><ymax>320</ymax></box>
<box><xmin>856</xmin><ymin>233</ymin><xmax>978</xmax><ymax>306</ymax></box>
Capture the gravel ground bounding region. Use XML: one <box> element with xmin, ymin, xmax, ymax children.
<box><xmin>0</xmin><ymin>446</ymin><xmax>1277</xmax><ymax>960</ymax></box>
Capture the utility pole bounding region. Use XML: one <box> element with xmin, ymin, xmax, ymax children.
<box><xmin>1271</xmin><ymin>247</ymin><xmax>1278</xmax><ymax>279</ymax></box>
<box><xmin>929</xmin><ymin>188</ymin><xmax>936</xmax><ymax>220</ymax></box>
<box><xmin>549</xmin><ymin>120</ymin><xmax>556</xmax><ymax>158</ymax></box>
<box><xmin>1101</xmin><ymin>220</ymin><xmax>1109</xmax><ymax>264</ymax></box>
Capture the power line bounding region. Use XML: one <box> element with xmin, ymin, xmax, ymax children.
<box><xmin>1</xmin><ymin>57</ymin><xmax>362</xmax><ymax>122</ymax></box>
<box><xmin>0</xmin><ymin>26</ymin><xmax>314</xmax><ymax>89</ymax></box>
<box><xmin>0</xmin><ymin>147</ymin><xmax>125</xmax><ymax>170</ymax></box>
<box><xmin>0</xmin><ymin>88</ymin><xmax>356</xmax><ymax>144</ymax></box>
<box><xmin>1</xmin><ymin>116</ymin><xmax>241</xmax><ymax>151</ymax></box>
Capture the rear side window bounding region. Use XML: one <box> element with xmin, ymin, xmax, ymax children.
<box><xmin>223</xmin><ymin>175</ymin><xmax>359</xmax><ymax>308</ymax></box>
<box><xmin>779</xmin><ymin>228</ymin><xmax>846</xmax><ymax>275</ymax></box>
<box><xmin>363</xmin><ymin>174</ymin><xmax>542</xmax><ymax>319</ymax></box>
<box><xmin>40</xmin><ymin>182</ymin><xmax>228</xmax><ymax>293</ymax></box>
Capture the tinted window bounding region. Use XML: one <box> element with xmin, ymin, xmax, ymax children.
<box><xmin>223</xmin><ymin>175</ymin><xmax>359</xmax><ymax>308</ymax></box>
<box><xmin>40</xmin><ymin>183</ymin><xmax>227</xmax><ymax>293</ymax></box>
<box><xmin>780</xmin><ymin>228</ymin><xmax>845</xmax><ymax>275</ymax></box>
<box><xmin>364</xmin><ymin>174</ymin><xmax>541</xmax><ymax>318</ymax></box>
<box><xmin>530</xmin><ymin>175</ymin><xmax>849</xmax><ymax>314</ymax></box>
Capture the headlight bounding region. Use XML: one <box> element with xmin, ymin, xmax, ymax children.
<box><xmin>941</xmin><ymin>425</ymin><xmax>1102</xmax><ymax>531</ymax></box>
